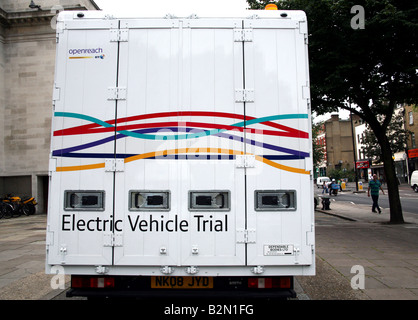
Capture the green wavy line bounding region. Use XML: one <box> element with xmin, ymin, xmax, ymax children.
<box><xmin>54</xmin><ymin>112</ymin><xmax>308</xmax><ymax>140</ymax></box>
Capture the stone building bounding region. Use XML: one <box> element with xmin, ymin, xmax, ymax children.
<box><xmin>0</xmin><ymin>0</ymin><xmax>99</xmax><ymax>213</ymax></box>
<box><xmin>324</xmin><ymin>114</ymin><xmax>359</xmax><ymax>173</ymax></box>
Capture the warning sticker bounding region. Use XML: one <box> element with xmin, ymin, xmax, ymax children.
<box><xmin>263</xmin><ymin>244</ymin><xmax>294</xmax><ymax>256</ymax></box>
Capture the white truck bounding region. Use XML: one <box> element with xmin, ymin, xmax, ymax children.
<box><xmin>46</xmin><ymin>8</ymin><xmax>315</xmax><ymax>299</ymax></box>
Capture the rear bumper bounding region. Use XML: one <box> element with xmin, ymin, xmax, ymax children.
<box><xmin>66</xmin><ymin>275</ymin><xmax>296</xmax><ymax>300</ymax></box>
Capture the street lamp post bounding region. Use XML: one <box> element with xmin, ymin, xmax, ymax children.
<box><xmin>350</xmin><ymin>109</ymin><xmax>359</xmax><ymax>191</ymax></box>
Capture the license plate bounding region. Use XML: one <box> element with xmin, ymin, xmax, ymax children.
<box><xmin>151</xmin><ymin>276</ymin><xmax>213</xmax><ymax>289</ymax></box>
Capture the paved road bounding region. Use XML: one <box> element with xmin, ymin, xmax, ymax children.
<box><xmin>0</xmin><ymin>214</ymin><xmax>60</xmax><ymax>300</ymax></box>
<box><xmin>316</xmin><ymin>182</ymin><xmax>418</xmax><ymax>214</ymax></box>
<box><xmin>334</xmin><ymin>192</ymin><xmax>418</xmax><ymax>214</ymax></box>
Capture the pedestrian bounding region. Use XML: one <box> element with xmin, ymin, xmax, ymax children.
<box><xmin>322</xmin><ymin>181</ymin><xmax>328</xmax><ymax>194</ymax></box>
<box><xmin>368</xmin><ymin>174</ymin><xmax>385</xmax><ymax>213</ymax></box>
<box><xmin>329</xmin><ymin>179</ymin><xmax>337</xmax><ymax>196</ymax></box>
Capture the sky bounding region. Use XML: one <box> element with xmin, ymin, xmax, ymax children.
<box><xmin>314</xmin><ymin>110</ymin><xmax>351</xmax><ymax>123</ymax></box>
<box><xmin>94</xmin><ymin>0</ymin><xmax>250</xmax><ymax>17</ymax></box>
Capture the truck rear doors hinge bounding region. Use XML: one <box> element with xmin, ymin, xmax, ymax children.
<box><xmin>302</xmin><ymin>85</ymin><xmax>310</xmax><ymax>100</ymax></box>
<box><xmin>234</xmin><ymin>29</ymin><xmax>253</xmax><ymax>42</ymax></box>
<box><xmin>49</xmin><ymin>158</ymin><xmax>57</xmax><ymax>175</ymax></box>
<box><xmin>105</xmin><ymin>159</ymin><xmax>125</xmax><ymax>172</ymax></box>
<box><xmin>110</xmin><ymin>29</ymin><xmax>128</xmax><ymax>42</ymax></box>
<box><xmin>103</xmin><ymin>233</ymin><xmax>123</xmax><ymax>247</ymax></box>
<box><xmin>235</xmin><ymin>89</ymin><xmax>254</xmax><ymax>103</ymax></box>
<box><xmin>237</xmin><ymin>229</ymin><xmax>256</xmax><ymax>243</ymax></box>
<box><xmin>53</xmin><ymin>86</ymin><xmax>60</xmax><ymax>102</ymax></box>
<box><xmin>306</xmin><ymin>223</ymin><xmax>315</xmax><ymax>247</ymax></box>
<box><xmin>236</xmin><ymin>155</ymin><xmax>255</xmax><ymax>168</ymax></box>
<box><xmin>108</xmin><ymin>87</ymin><xmax>127</xmax><ymax>100</ymax></box>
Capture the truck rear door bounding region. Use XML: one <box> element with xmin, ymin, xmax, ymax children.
<box><xmin>47</xmin><ymin>17</ymin><xmax>119</xmax><ymax>265</ymax></box>
<box><xmin>242</xmin><ymin>18</ymin><xmax>314</xmax><ymax>266</ymax></box>
<box><xmin>113</xmin><ymin>19</ymin><xmax>247</xmax><ymax>266</ymax></box>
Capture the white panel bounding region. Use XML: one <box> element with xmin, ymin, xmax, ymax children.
<box><xmin>243</xmin><ymin>20</ymin><xmax>314</xmax><ymax>266</ymax></box>
<box><xmin>179</xmin><ymin>25</ymin><xmax>246</xmax><ymax>266</ymax></box>
<box><xmin>113</xmin><ymin>26</ymin><xmax>181</xmax><ymax>265</ymax></box>
<box><xmin>47</xmin><ymin>26</ymin><xmax>119</xmax><ymax>266</ymax></box>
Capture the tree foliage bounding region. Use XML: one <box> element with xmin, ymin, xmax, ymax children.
<box><xmin>247</xmin><ymin>0</ymin><xmax>418</xmax><ymax>223</ymax></box>
<box><xmin>328</xmin><ymin>168</ymin><xmax>356</xmax><ymax>182</ymax></box>
<box><xmin>361</xmin><ymin>112</ymin><xmax>411</xmax><ymax>164</ymax></box>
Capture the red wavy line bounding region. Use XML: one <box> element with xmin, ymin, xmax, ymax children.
<box><xmin>53</xmin><ymin>111</ymin><xmax>307</xmax><ymax>138</ymax></box>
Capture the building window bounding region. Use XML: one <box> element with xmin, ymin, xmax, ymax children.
<box><xmin>409</xmin><ymin>112</ymin><xmax>414</xmax><ymax>125</ymax></box>
<box><xmin>412</xmin><ymin>133</ymin><xmax>416</xmax><ymax>149</ymax></box>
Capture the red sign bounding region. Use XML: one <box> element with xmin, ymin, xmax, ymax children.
<box><xmin>356</xmin><ymin>160</ymin><xmax>369</xmax><ymax>169</ymax></box>
<box><xmin>408</xmin><ymin>149</ymin><xmax>418</xmax><ymax>159</ymax></box>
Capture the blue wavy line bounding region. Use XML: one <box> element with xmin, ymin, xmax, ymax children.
<box><xmin>53</xmin><ymin>127</ymin><xmax>309</xmax><ymax>158</ymax></box>
<box><xmin>57</xmin><ymin>153</ymin><xmax>304</xmax><ymax>160</ymax></box>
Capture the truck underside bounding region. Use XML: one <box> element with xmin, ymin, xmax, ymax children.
<box><xmin>66</xmin><ymin>275</ymin><xmax>296</xmax><ymax>299</ymax></box>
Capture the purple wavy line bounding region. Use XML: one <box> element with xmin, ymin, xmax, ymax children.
<box><xmin>52</xmin><ymin>127</ymin><xmax>309</xmax><ymax>158</ymax></box>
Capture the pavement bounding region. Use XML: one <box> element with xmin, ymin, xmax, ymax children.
<box><xmin>0</xmin><ymin>213</ymin><xmax>61</xmax><ymax>300</ymax></box>
<box><xmin>0</xmin><ymin>185</ymin><xmax>417</xmax><ymax>300</ymax></box>
<box><xmin>301</xmin><ymin>182</ymin><xmax>418</xmax><ymax>300</ymax></box>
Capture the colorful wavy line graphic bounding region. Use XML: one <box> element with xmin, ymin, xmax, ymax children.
<box><xmin>52</xmin><ymin>127</ymin><xmax>310</xmax><ymax>159</ymax></box>
<box><xmin>53</xmin><ymin>111</ymin><xmax>310</xmax><ymax>174</ymax></box>
<box><xmin>56</xmin><ymin>148</ymin><xmax>310</xmax><ymax>175</ymax></box>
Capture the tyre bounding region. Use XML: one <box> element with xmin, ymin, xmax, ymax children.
<box><xmin>11</xmin><ymin>203</ymin><xmax>21</xmax><ymax>217</ymax></box>
<box><xmin>22</xmin><ymin>204</ymin><xmax>31</xmax><ymax>216</ymax></box>
<box><xmin>2</xmin><ymin>204</ymin><xmax>13</xmax><ymax>219</ymax></box>
<box><xmin>22</xmin><ymin>203</ymin><xmax>36</xmax><ymax>215</ymax></box>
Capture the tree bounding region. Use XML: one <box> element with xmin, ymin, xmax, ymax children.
<box><xmin>247</xmin><ymin>0</ymin><xmax>418</xmax><ymax>223</ymax></box>
<box><xmin>361</xmin><ymin>111</ymin><xmax>411</xmax><ymax>164</ymax></box>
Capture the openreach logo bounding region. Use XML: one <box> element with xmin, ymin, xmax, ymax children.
<box><xmin>68</xmin><ymin>47</ymin><xmax>105</xmax><ymax>60</ymax></box>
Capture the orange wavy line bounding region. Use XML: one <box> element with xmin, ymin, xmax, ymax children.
<box><xmin>56</xmin><ymin>148</ymin><xmax>310</xmax><ymax>175</ymax></box>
